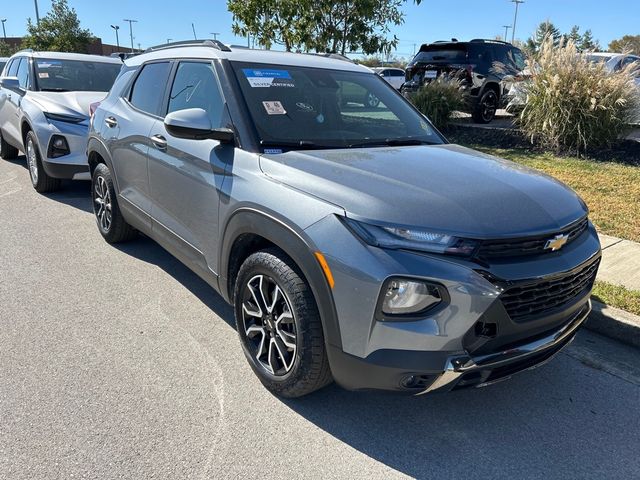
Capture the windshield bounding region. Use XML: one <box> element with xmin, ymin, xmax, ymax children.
<box><xmin>231</xmin><ymin>62</ymin><xmax>444</xmax><ymax>151</ymax></box>
<box><xmin>34</xmin><ymin>58</ymin><xmax>121</xmax><ymax>92</ymax></box>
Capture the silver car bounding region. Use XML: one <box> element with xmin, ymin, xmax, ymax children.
<box><xmin>88</xmin><ymin>40</ymin><xmax>601</xmax><ymax>397</ymax></box>
<box><xmin>0</xmin><ymin>51</ymin><xmax>122</xmax><ymax>192</ymax></box>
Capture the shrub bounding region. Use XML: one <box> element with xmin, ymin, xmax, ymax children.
<box><xmin>410</xmin><ymin>76</ymin><xmax>465</xmax><ymax>130</ymax></box>
<box><xmin>518</xmin><ymin>38</ymin><xmax>640</xmax><ymax>153</ymax></box>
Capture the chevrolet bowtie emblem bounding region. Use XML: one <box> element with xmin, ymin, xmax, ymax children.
<box><xmin>545</xmin><ymin>234</ymin><xmax>569</xmax><ymax>251</ymax></box>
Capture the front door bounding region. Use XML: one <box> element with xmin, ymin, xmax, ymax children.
<box><xmin>147</xmin><ymin>61</ymin><xmax>230</xmax><ymax>276</ymax></box>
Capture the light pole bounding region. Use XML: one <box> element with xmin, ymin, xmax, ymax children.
<box><xmin>123</xmin><ymin>19</ymin><xmax>137</xmax><ymax>53</ymax></box>
<box><xmin>33</xmin><ymin>0</ymin><xmax>40</xmax><ymax>25</ymax></box>
<box><xmin>1</xmin><ymin>19</ymin><xmax>7</xmax><ymax>40</ymax></box>
<box><xmin>210</xmin><ymin>32</ymin><xmax>220</xmax><ymax>41</ymax></box>
<box><xmin>110</xmin><ymin>24</ymin><xmax>120</xmax><ymax>49</ymax></box>
<box><xmin>503</xmin><ymin>25</ymin><xmax>511</xmax><ymax>42</ymax></box>
<box><xmin>510</xmin><ymin>0</ymin><xmax>524</xmax><ymax>44</ymax></box>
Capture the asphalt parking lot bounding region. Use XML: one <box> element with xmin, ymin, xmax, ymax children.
<box><xmin>1</xmin><ymin>155</ymin><xmax>639</xmax><ymax>480</ymax></box>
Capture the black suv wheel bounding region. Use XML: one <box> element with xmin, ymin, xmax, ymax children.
<box><xmin>472</xmin><ymin>89</ymin><xmax>498</xmax><ymax>124</ymax></box>
<box><xmin>234</xmin><ymin>249</ymin><xmax>332</xmax><ymax>397</ymax></box>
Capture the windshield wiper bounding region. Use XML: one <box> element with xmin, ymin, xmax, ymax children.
<box><xmin>260</xmin><ymin>140</ymin><xmax>340</xmax><ymax>150</ymax></box>
<box><xmin>40</xmin><ymin>88</ymin><xmax>71</xmax><ymax>92</ymax></box>
<box><xmin>347</xmin><ymin>138</ymin><xmax>437</xmax><ymax>148</ymax></box>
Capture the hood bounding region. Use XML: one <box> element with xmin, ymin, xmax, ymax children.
<box><xmin>259</xmin><ymin>144</ymin><xmax>588</xmax><ymax>239</ymax></box>
<box><xmin>27</xmin><ymin>91</ymin><xmax>107</xmax><ymax>118</ymax></box>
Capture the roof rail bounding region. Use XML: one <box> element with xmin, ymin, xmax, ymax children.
<box><xmin>469</xmin><ymin>38</ymin><xmax>512</xmax><ymax>45</ymax></box>
<box><xmin>144</xmin><ymin>39</ymin><xmax>231</xmax><ymax>53</ymax></box>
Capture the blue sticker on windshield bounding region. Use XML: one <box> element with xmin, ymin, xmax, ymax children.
<box><xmin>263</xmin><ymin>148</ymin><xmax>283</xmax><ymax>154</ymax></box>
<box><xmin>243</xmin><ymin>69</ymin><xmax>294</xmax><ymax>88</ymax></box>
<box><xmin>37</xmin><ymin>60</ymin><xmax>63</xmax><ymax>68</ymax></box>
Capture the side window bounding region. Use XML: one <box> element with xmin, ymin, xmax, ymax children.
<box><xmin>16</xmin><ymin>58</ymin><xmax>30</xmax><ymax>89</ymax></box>
<box><xmin>7</xmin><ymin>58</ymin><xmax>20</xmax><ymax>77</ymax></box>
<box><xmin>167</xmin><ymin>61</ymin><xmax>223</xmax><ymax>127</ymax></box>
<box><xmin>129</xmin><ymin>62</ymin><xmax>172</xmax><ymax>116</ymax></box>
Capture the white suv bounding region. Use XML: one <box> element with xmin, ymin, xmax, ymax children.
<box><xmin>0</xmin><ymin>50</ymin><xmax>121</xmax><ymax>192</ymax></box>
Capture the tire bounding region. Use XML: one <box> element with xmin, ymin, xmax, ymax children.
<box><xmin>364</xmin><ymin>91</ymin><xmax>380</xmax><ymax>108</ymax></box>
<box><xmin>0</xmin><ymin>129</ymin><xmax>19</xmax><ymax>160</ymax></box>
<box><xmin>472</xmin><ymin>88</ymin><xmax>498</xmax><ymax>124</ymax></box>
<box><xmin>25</xmin><ymin>130</ymin><xmax>62</xmax><ymax>193</ymax></box>
<box><xmin>91</xmin><ymin>162</ymin><xmax>137</xmax><ymax>243</ymax></box>
<box><xmin>234</xmin><ymin>249</ymin><xmax>332</xmax><ymax>398</ymax></box>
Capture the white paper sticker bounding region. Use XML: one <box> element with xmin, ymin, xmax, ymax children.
<box><xmin>263</xmin><ymin>101</ymin><xmax>287</xmax><ymax>115</ymax></box>
<box><xmin>38</xmin><ymin>72</ymin><xmax>49</xmax><ymax>78</ymax></box>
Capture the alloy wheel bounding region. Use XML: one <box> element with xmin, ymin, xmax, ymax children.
<box><xmin>241</xmin><ymin>274</ymin><xmax>297</xmax><ymax>376</ymax></box>
<box><xmin>482</xmin><ymin>91</ymin><xmax>498</xmax><ymax>122</ymax></box>
<box><xmin>93</xmin><ymin>175</ymin><xmax>112</xmax><ymax>232</ymax></box>
<box><xmin>26</xmin><ymin>138</ymin><xmax>39</xmax><ymax>185</ymax></box>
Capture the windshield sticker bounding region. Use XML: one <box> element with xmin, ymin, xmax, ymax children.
<box><xmin>37</xmin><ymin>60</ymin><xmax>62</xmax><ymax>68</ymax></box>
<box><xmin>38</xmin><ymin>72</ymin><xmax>49</xmax><ymax>78</ymax></box>
<box><xmin>263</xmin><ymin>148</ymin><xmax>283</xmax><ymax>154</ymax></box>
<box><xmin>263</xmin><ymin>101</ymin><xmax>287</xmax><ymax>115</ymax></box>
<box><xmin>243</xmin><ymin>69</ymin><xmax>294</xmax><ymax>88</ymax></box>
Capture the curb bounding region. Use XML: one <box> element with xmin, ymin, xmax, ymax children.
<box><xmin>584</xmin><ymin>300</ymin><xmax>640</xmax><ymax>349</ymax></box>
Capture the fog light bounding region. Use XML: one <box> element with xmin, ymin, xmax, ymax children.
<box><xmin>381</xmin><ymin>278</ymin><xmax>443</xmax><ymax>316</ymax></box>
<box><xmin>48</xmin><ymin>135</ymin><xmax>70</xmax><ymax>158</ymax></box>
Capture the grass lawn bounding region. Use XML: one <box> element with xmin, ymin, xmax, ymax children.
<box><xmin>465</xmin><ymin>146</ymin><xmax>640</xmax><ymax>243</ymax></box>
<box><xmin>592</xmin><ymin>281</ymin><xmax>640</xmax><ymax>316</ymax></box>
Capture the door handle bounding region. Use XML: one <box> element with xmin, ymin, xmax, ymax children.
<box><xmin>150</xmin><ymin>134</ymin><xmax>167</xmax><ymax>150</ymax></box>
<box><xmin>105</xmin><ymin>116</ymin><xmax>118</xmax><ymax>128</ymax></box>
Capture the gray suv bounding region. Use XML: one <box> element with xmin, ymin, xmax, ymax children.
<box><xmin>87</xmin><ymin>40</ymin><xmax>601</xmax><ymax>397</ymax></box>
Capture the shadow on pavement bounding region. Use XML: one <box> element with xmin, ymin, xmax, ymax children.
<box><xmin>113</xmin><ymin>235</ymin><xmax>235</xmax><ymax>329</ymax></box>
<box><xmin>6</xmin><ymin>154</ymin><xmax>94</xmax><ymax>213</ymax></box>
<box><xmin>280</xmin><ymin>348</ymin><xmax>640</xmax><ymax>478</ymax></box>
<box><xmin>97</xmin><ymin>222</ymin><xmax>640</xmax><ymax>478</ymax></box>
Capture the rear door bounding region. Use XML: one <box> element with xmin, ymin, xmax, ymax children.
<box><xmin>107</xmin><ymin>61</ymin><xmax>172</xmax><ymax>226</ymax></box>
<box><xmin>147</xmin><ymin>60</ymin><xmax>229</xmax><ymax>276</ymax></box>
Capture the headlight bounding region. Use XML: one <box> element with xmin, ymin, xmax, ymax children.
<box><xmin>381</xmin><ymin>278</ymin><xmax>444</xmax><ymax>316</ymax></box>
<box><xmin>345</xmin><ymin>218</ymin><xmax>478</xmax><ymax>256</ymax></box>
<box><xmin>44</xmin><ymin>112</ymin><xmax>86</xmax><ymax>124</ymax></box>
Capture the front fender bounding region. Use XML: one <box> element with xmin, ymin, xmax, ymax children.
<box><xmin>219</xmin><ymin>207</ymin><xmax>342</xmax><ymax>350</ymax></box>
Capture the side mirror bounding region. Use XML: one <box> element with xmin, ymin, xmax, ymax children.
<box><xmin>0</xmin><ymin>77</ymin><xmax>22</xmax><ymax>93</ymax></box>
<box><xmin>164</xmin><ymin>108</ymin><xmax>235</xmax><ymax>143</ymax></box>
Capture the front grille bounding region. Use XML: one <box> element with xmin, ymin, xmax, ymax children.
<box><xmin>500</xmin><ymin>258</ymin><xmax>600</xmax><ymax>321</ymax></box>
<box><xmin>477</xmin><ymin>217</ymin><xmax>589</xmax><ymax>259</ymax></box>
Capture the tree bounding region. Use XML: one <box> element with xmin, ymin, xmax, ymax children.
<box><xmin>22</xmin><ymin>0</ymin><xmax>94</xmax><ymax>53</ymax></box>
<box><xmin>579</xmin><ymin>29</ymin><xmax>600</xmax><ymax>52</ymax></box>
<box><xmin>228</xmin><ymin>0</ymin><xmax>305</xmax><ymax>51</ymax></box>
<box><xmin>227</xmin><ymin>0</ymin><xmax>404</xmax><ymax>55</ymax></box>
<box><xmin>567</xmin><ymin>25</ymin><xmax>582</xmax><ymax>46</ymax></box>
<box><xmin>527</xmin><ymin>20</ymin><xmax>562</xmax><ymax>52</ymax></box>
<box><xmin>0</xmin><ymin>41</ymin><xmax>19</xmax><ymax>57</ymax></box>
<box><xmin>609</xmin><ymin>35</ymin><xmax>640</xmax><ymax>55</ymax></box>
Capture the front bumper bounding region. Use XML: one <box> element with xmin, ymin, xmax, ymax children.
<box><xmin>421</xmin><ymin>301</ymin><xmax>589</xmax><ymax>393</ymax></box>
<box><xmin>34</xmin><ymin>118</ymin><xmax>90</xmax><ymax>180</ymax></box>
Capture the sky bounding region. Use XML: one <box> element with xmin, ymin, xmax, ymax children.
<box><xmin>1</xmin><ymin>0</ymin><xmax>638</xmax><ymax>58</ymax></box>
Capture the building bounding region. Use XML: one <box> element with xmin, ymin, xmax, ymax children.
<box><xmin>0</xmin><ymin>36</ymin><xmax>139</xmax><ymax>56</ymax></box>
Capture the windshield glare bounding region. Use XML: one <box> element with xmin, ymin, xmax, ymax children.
<box><xmin>231</xmin><ymin>62</ymin><xmax>444</xmax><ymax>150</ymax></box>
<box><xmin>34</xmin><ymin>59</ymin><xmax>121</xmax><ymax>92</ymax></box>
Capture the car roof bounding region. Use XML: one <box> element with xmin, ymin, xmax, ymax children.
<box><xmin>9</xmin><ymin>50</ymin><xmax>122</xmax><ymax>64</ymax></box>
<box><xmin>124</xmin><ymin>43</ymin><xmax>372</xmax><ymax>73</ymax></box>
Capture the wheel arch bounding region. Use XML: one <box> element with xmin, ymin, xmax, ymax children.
<box><xmin>220</xmin><ymin>208</ymin><xmax>342</xmax><ymax>351</ymax></box>
<box><xmin>87</xmin><ymin>136</ymin><xmax>121</xmax><ymax>192</ymax></box>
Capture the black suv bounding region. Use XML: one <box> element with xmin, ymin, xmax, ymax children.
<box><xmin>401</xmin><ymin>39</ymin><xmax>526</xmax><ymax>123</ymax></box>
